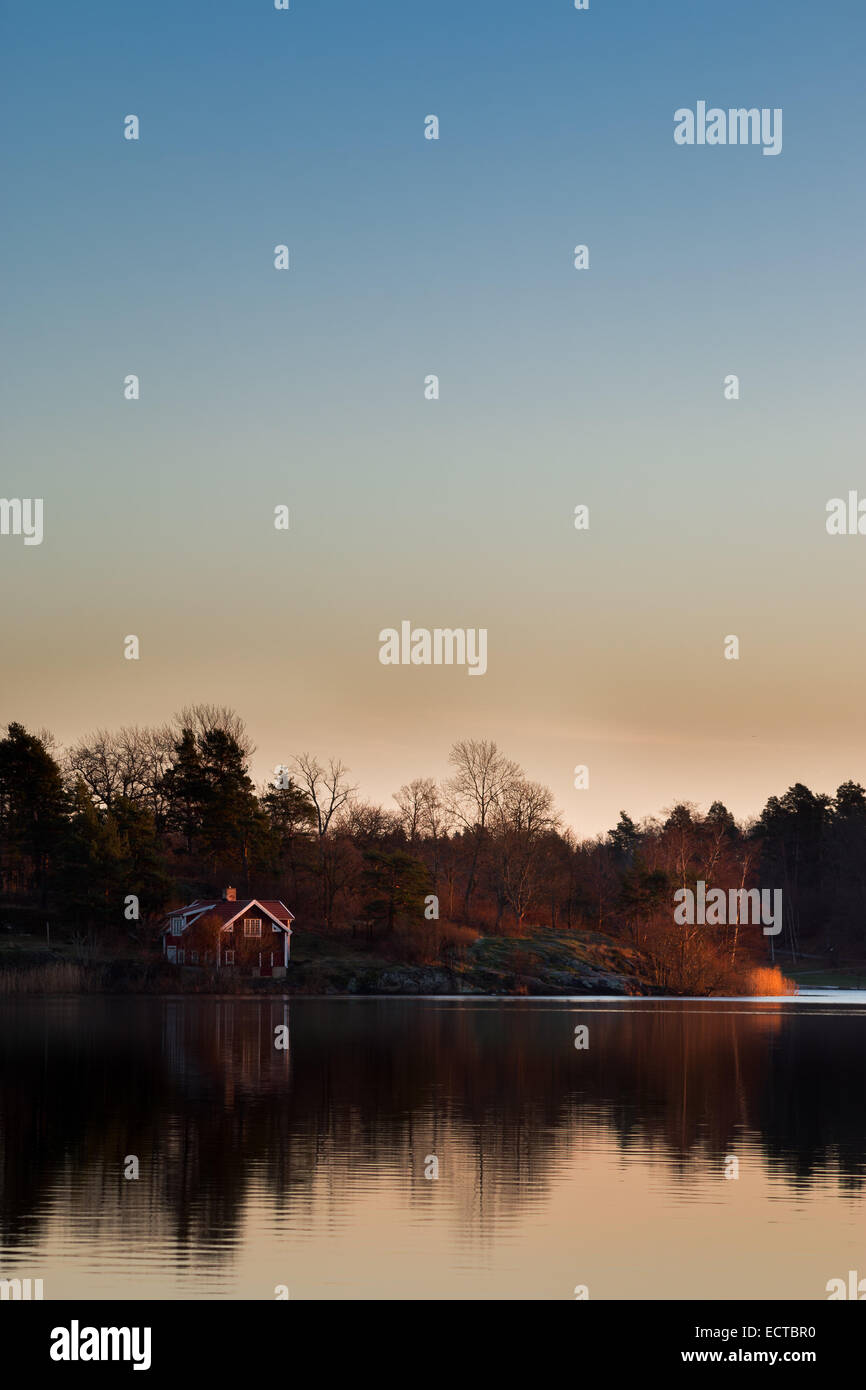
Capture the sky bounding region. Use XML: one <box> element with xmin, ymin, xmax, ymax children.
<box><xmin>2</xmin><ymin>0</ymin><xmax>865</xmax><ymax>837</ymax></box>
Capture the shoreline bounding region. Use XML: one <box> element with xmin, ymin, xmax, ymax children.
<box><xmin>3</xmin><ymin>987</ymin><xmax>865</xmax><ymax>1003</ymax></box>
<box><xmin>4</xmin><ymin>927</ymin><xmax>862</xmax><ymax>1000</ymax></box>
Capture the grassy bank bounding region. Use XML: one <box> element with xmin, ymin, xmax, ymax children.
<box><xmin>785</xmin><ymin>965</ymin><xmax>866</xmax><ymax>989</ymax></box>
<box><xmin>286</xmin><ymin>926</ymin><xmax>657</xmax><ymax>996</ymax></box>
<box><xmin>0</xmin><ymin>925</ymin><xmax>813</xmax><ymax>997</ymax></box>
<box><xmin>0</xmin><ymin>925</ymin><xmax>654</xmax><ymax>996</ymax></box>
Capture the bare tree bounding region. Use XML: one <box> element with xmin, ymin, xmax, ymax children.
<box><xmin>63</xmin><ymin>730</ymin><xmax>119</xmax><ymax>809</ymax></box>
<box><xmin>63</xmin><ymin>727</ymin><xmax>146</xmax><ymax>809</ymax></box>
<box><xmin>136</xmin><ymin>724</ymin><xmax>176</xmax><ymax>824</ymax></box>
<box><xmin>447</xmin><ymin>739</ymin><xmax>520</xmax><ymax>918</ymax></box>
<box><xmin>419</xmin><ymin>780</ymin><xmax>451</xmax><ymax>838</ymax></box>
<box><xmin>419</xmin><ymin>779</ymin><xmax>453</xmax><ymax>894</ymax></box>
<box><xmin>292</xmin><ymin>754</ymin><xmax>357</xmax><ymax>927</ymax></box>
<box><xmin>63</xmin><ymin>725</ymin><xmax>174</xmax><ymax>818</ymax></box>
<box><xmin>393</xmin><ymin>777</ymin><xmax>454</xmax><ymax>897</ymax></box>
<box><xmin>293</xmin><ymin>755</ymin><xmax>355</xmax><ymax>836</ymax></box>
<box><xmin>489</xmin><ymin>778</ymin><xmax>559</xmax><ymax>928</ymax></box>
<box><xmin>394</xmin><ymin>778</ymin><xmax>429</xmax><ymax>844</ymax></box>
<box><xmin>339</xmin><ymin>800</ymin><xmax>398</xmax><ymax>843</ymax></box>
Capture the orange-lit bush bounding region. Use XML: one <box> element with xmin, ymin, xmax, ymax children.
<box><xmin>747</xmin><ymin>965</ymin><xmax>798</xmax><ymax>996</ymax></box>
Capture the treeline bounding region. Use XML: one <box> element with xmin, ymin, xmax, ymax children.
<box><xmin>1</xmin><ymin>707</ymin><xmax>865</xmax><ymax>988</ymax></box>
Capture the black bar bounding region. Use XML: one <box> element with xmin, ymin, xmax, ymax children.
<box><xmin>2</xmin><ymin>1299</ymin><xmax>860</xmax><ymax>1376</ymax></box>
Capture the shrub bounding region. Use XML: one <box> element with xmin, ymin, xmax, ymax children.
<box><xmin>746</xmin><ymin>965</ymin><xmax>798</xmax><ymax>996</ymax></box>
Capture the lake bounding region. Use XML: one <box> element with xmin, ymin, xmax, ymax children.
<box><xmin>0</xmin><ymin>995</ymin><xmax>863</xmax><ymax>1300</ymax></box>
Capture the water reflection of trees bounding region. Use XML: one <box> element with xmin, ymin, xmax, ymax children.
<box><xmin>0</xmin><ymin>1000</ymin><xmax>863</xmax><ymax>1256</ymax></box>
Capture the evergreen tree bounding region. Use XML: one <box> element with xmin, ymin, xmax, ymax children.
<box><xmin>361</xmin><ymin>849</ymin><xmax>430</xmax><ymax>933</ymax></box>
<box><xmin>63</xmin><ymin>781</ymin><xmax>127</xmax><ymax>933</ymax></box>
<box><xmin>0</xmin><ymin>722</ymin><xmax>68</xmax><ymax>903</ymax></box>
<box><xmin>159</xmin><ymin>729</ymin><xmax>208</xmax><ymax>853</ymax></box>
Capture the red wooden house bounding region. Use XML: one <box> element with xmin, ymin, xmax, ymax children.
<box><xmin>160</xmin><ymin>887</ymin><xmax>294</xmax><ymax>976</ymax></box>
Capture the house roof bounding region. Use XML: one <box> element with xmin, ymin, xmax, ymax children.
<box><xmin>161</xmin><ymin>898</ymin><xmax>294</xmax><ymax>934</ymax></box>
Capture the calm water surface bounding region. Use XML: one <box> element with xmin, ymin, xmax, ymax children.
<box><xmin>0</xmin><ymin>996</ymin><xmax>863</xmax><ymax>1299</ymax></box>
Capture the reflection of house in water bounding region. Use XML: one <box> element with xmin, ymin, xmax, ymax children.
<box><xmin>161</xmin><ymin>1000</ymin><xmax>291</xmax><ymax>1104</ymax></box>
<box><xmin>2</xmin><ymin>999</ymin><xmax>866</xmax><ymax>1292</ymax></box>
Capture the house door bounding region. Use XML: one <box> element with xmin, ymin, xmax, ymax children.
<box><xmin>260</xmin><ymin>950</ymin><xmax>272</xmax><ymax>977</ymax></box>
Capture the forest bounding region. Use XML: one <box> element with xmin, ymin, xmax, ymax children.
<box><xmin>1</xmin><ymin>704</ymin><xmax>864</xmax><ymax>992</ymax></box>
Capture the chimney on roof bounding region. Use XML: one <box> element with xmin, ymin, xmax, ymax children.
<box><xmin>222</xmin><ymin>886</ymin><xmax>236</xmax><ymax>902</ymax></box>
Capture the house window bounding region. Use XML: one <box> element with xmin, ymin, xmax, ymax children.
<box><xmin>244</xmin><ymin>918</ymin><xmax>262</xmax><ymax>936</ymax></box>
<box><xmin>224</xmin><ymin>950</ymin><xmax>235</xmax><ymax>965</ymax></box>
<box><xmin>176</xmin><ymin>949</ymin><xmax>185</xmax><ymax>965</ymax></box>
<box><xmin>190</xmin><ymin>950</ymin><xmax>199</xmax><ymax>964</ymax></box>
<box><xmin>171</xmin><ymin>917</ymin><xmax>184</xmax><ymax>935</ymax></box>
